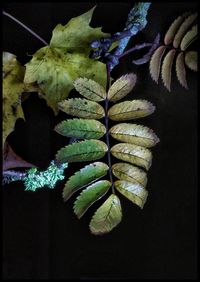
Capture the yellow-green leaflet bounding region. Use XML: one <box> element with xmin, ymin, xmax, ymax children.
<box><xmin>108</xmin><ymin>73</ymin><xmax>137</xmax><ymax>102</ymax></box>
<box><xmin>112</xmin><ymin>163</ymin><xmax>147</xmax><ymax>187</ymax></box>
<box><xmin>89</xmin><ymin>194</ymin><xmax>122</xmax><ymax>235</ymax></box>
<box><xmin>58</xmin><ymin>98</ymin><xmax>105</xmax><ymax>119</ymax></box>
<box><xmin>73</xmin><ymin>180</ymin><xmax>111</xmax><ymax>218</ymax></box>
<box><xmin>62</xmin><ymin>162</ymin><xmax>109</xmax><ymax>201</ymax></box>
<box><xmin>74</xmin><ymin>77</ymin><xmax>106</xmax><ymax>101</ymax></box>
<box><xmin>115</xmin><ymin>180</ymin><xmax>148</xmax><ymax>209</ymax></box>
<box><xmin>55</xmin><ymin>118</ymin><xmax>106</xmax><ymax>139</ymax></box>
<box><xmin>109</xmin><ymin>123</ymin><xmax>159</xmax><ymax>148</ymax></box>
<box><xmin>111</xmin><ymin>143</ymin><xmax>152</xmax><ymax>170</ymax></box>
<box><xmin>108</xmin><ymin>100</ymin><xmax>155</xmax><ymax>121</ymax></box>
<box><xmin>56</xmin><ymin>139</ymin><xmax>108</xmax><ymax>163</ymax></box>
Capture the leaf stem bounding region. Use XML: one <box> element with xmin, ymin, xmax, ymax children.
<box><xmin>3</xmin><ymin>10</ymin><xmax>48</xmax><ymax>46</ymax></box>
<box><xmin>105</xmin><ymin>64</ymin><xmax>115</xmax><ymax>194</ymax></box>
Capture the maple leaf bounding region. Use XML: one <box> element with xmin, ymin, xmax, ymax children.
<box><xmin>24</xmin><ymin>7</ymin><xmax>109</xmax><ymax>114</ymax></box>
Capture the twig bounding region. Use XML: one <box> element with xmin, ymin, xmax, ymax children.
<box><xmin>3</xmin><ymin>10</ymin><xmax>48</xmax><ymax>46</ymax></box>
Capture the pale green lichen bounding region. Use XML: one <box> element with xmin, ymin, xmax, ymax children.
<box><xmin>24</xmin><ymin>161</ymin><xmax>68</xmax><ymax>191</ymax></box>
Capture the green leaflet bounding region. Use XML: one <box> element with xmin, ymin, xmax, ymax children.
<box><xmin>73</xmin><ymin>180</ymin><xmax>111</xmax><ymax>218</ymax></box>
<box><xmin>24</xmin><ymin>7</ymin><xmax>108</xmax><ymax>114</ymax></box>
<box><xmin>108</xmin><ymin>73</ymin><xmax>137</xmax><ymax>102</ymax></box>
<box><xmin>74</xmin><ymin>77</ymin><xmax>107</xmax><ymax>102</ymax></box>
<box><xmin>89</xmin><ymin>194</ymin><xmax>122</xmax><ymax>235</ymax></box>
<box><xmin>62</xmin><ymin>162</ymin><xmax>109</xmax><ymax>201</ymax></box>
<box><xmin>58</xmin><ymin>98</ymin><xmax>105</xmax><ymax>119</ymax></box>
<box><xmin>115</xmin><ymin>180</ymin><xmax>148</xmax><ymax>209</ymax></box>
<box><xmin>55</xmin><ymin>118</ymin><xmax>106</xmax><ymax>139</ymax></box>
<box><xmin>109</xmin><ymin>123</ymin><xmax>159</xmax><ymax>148</ymax></box>
<box><xmin>56</xmin><ymin>140</ymin><xmax>108</xmax><ymax>164</ymax></box>
<box><xmin>111</xmin><ymin>143</ymin><xmax>152</xmax><ymax>170</ymax></box>
<box><xmin>108</xmin><ymin>100</ymin><xmax>155</xmax><ymax>121</ymax></box>
<box><xmin>112</xmin><ymin>162</ymin><xmax>147</xmax><ymax>187</ymax></box>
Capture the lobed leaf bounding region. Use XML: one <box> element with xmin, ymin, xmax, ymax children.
<box><xmin>58</xmin><ymin>98</ymin><xmax>105</xmax><ymax>119</ymax></box>
<box><xmin>74</xmin><ymin>77</ymin><xmax>106</xmax><ymax>102</ymax></box>
<box><xmin>62</xmin><ymin>162</ymin><xmax>109</xmax><ymax>201</ymax></box>
<box><xmin>109</xmin><ymin>123</ymin><xmax>159</xmax><ymax>148</ymax></box>
<box><xmin>173</xmin><ymin>13</ymin><xmax>197</xmax><ymax>48</ymax></box>
<box><xmin>149</xmin><ymin>45</ymin><xmax>167</xmax><ymax>83</ymax></box>
<box><xmin>180</xmin><ymin>24</ymin><xmax>197</xmax><ymax>51</ymax></box>
<box><xmin>24</xmin><ymin>7</ymin><xmax>108</xmax><ymax>114</ymax></box>
<box><xmin>50</xmin><ymin>6</ymin><xmax>109</xmax><ymax>51</ymax></box>
<box><xmin>56</xmin><ymin>139</ymin><xmax>108</xmax><ymax>164</ymax></box>
<box><xmin>175</xmin><ymin>52</ymin><xmax>188</xmax><ymax>89</ymax></box>
<box><xmin>185</xmin><ymin>51</ymin><xmax>198</xmax><ymax>71</ymax></box>
<box><xmin>112</xmin><ymin>162</ymin><xmax>147</xmax><ymax>187</ymax></box>
<box><xmin>111</xmin><ymin>143</ymin><xmax>152</xmax><ymax>170</ymax></box>
<box><xmin>107</xmin><ymin>73</ymin><xmax>137</xmax><ymax>102</ymax></box>
<box><xmin>161</xmin><ymin>49</ymin><xmax>176</xmax><ymax>91</ymax></box>
<box><xmin>55</xmin><ymin>118</ymin><xmax>106</xmax><ymax>139</ymax></box>
<box><xmin>115</xmin><ymin>180</ymin><xmax>148</xmax><ymax>209</ymax></box>
<box><xmin>108</xmin><ymin>100</ymin><xmax>155</xmax><ymax>121</ymax></box>
<box><xmin>89</xmin><ymin>194</ymin><xmax>122</xmax><ymax>235</ymax></box>
<box><xmin>164</xmin><ymin>13</ymin><xmax>190</xmax><ymax>45</ymax></box>
<box><xmin>73</xmin><ymin>180</ymin><xmax>111</xmax><ymax>218</ymax></box>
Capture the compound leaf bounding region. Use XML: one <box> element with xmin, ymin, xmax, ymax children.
<box><xmin>185</xmin><ymin>51</ymin><xmax>198</xmax><ymax>71</ymax></box>
<box><xmin>89</xmin><ymin>194</ymin><xmax>122</xmax><ymax>235</ymax></box>
<box><xmin>175</xmin><ymin>52</ymin><xmax>188</xmax><ymax>89</ymax></box>
<box><xmin>62</xmin><ymin>162</ymin><xmax>109</xmax><ymax>201</ymax></box>
<box><xmin>74</xmin><ymin>77</ymin><xmax>106</xmax><ymax>101</ymax></box>
<box><xmin>58</xmin><ymin>98</ymin><xmax>105</xmax><ymax>119</ymax></box>
<box><xmin>108</xmin><ymin>100</ymin><xmax>155</xmax><ymax>121</ymax></box>
<box><xmin>55</xmin><ymin>118</ymin><xmax>106</xmax><ymax>139</ymax></box>
<box><xmin>161</xmin><ymin>49</ymin><xmax>176</xmax><ymax>91</ymax></box>
<box><xmin>109</xmin><ymin>123</ymin><xmax>159</xmax><ymax>148</ymax></box>
<box><xmin>108</xmin><ymin>73</ymin><xmax>137</xmax><ymax>102</ymax></box>
<box><xmin>73</xmin><ymin>180</ymin><xmax>111</xmax><ymax>218</ymax></box>
<box><xmin>111</xmin><ymin>143</ymin><xmax>152</xmax><ymax>170</ymax></box>
<box><xmin>115</xmin><ymin>180</ymin><xmax>148</xmax><ymax>209</ymax></box>
<box><xmin>56</xmin><ymin>139</ymin><xmax>108</xmax><ymax>164</ymax></box>
<box><xmin>112</xmin><ymin>162</ymin><xmax>147</xmax><ymax>187</ymax></box>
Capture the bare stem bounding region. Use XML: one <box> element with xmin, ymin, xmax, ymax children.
<box><xmin>119</xmin><ymin>42</ymin><xmax>153</xmax><ymax>59</ymax></box>
<box><xmin>3</xmin><ymin>10</ymin><xmax>48</xmax><ymax>46</ymax></box>
<box><xmin>105</xmin><ymin>64</ymin><xmax>115</xmax><ymax>194</ymax></box>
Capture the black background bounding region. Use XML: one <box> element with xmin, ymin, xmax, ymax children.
<box><xmin>2</xmin><ymin>2</ymin><xmax>198</xmax><ymax>280</ymax></box>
